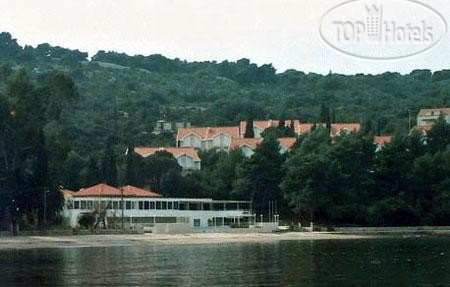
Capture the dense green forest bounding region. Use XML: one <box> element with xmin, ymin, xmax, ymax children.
<box><xmin>0</xmin><ymin>32</ymin><xmax>449</xmax><ymax>230</ymax></box>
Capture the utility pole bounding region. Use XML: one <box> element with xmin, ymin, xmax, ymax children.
<box><xmin>43</xmin><ymin>189</ymin><xmax>49</xmax><ymax>227</ymax></box>
<box><xmin>121</xmin><ymin>188</ymin><xmax>124</xmax><ymax>231</ymax></box>
<box><xmin>408</xmin><ymin>109</ymin><xmax>412</xmax><ymax>131</ymax></box>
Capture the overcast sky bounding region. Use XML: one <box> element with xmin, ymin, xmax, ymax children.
<box><xmin>0</xmin><ymin>0</ymin><xmax>448</xmax><ymax>75</ymax></box>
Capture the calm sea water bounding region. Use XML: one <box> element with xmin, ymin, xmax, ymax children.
<box><xmin>1</xmin><ymin>237</ymin><xmax>449</xmax><ymax>286</ymax></box>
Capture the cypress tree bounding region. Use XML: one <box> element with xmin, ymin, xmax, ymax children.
<box><xmin>124</xmin><ymin>145</ymin><xmax>138</xmax><ymax>186</ymax></box>
<box><xmin>101</xmin><ymin>137</ymin><xmax>117</xmax><ymax>187</ymax></box>
<box><xmin>244</xmin><ymin>118</ymin><xmax>255</xmax><ymax>138</ymax></box>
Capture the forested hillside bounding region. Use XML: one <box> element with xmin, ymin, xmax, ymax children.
<box><xmin>1</xmin><ymin>32</ymin><xmax>449</xmax><ymax>228</ymax></box>
<box><xmin>0</xmin><ymin>32</ymin><xmax>449</xmax><ymax>153</ymax></box>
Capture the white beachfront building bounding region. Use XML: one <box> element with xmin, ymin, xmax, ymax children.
<box><xmin>63</xmin><ymin>184</ymin><xmax>253</xmax><ymax>232</ymax></box>
<box><xmin>134</xmin><ymin>147</ymin><xmax>201</xmax><ymax>171</ymax></box>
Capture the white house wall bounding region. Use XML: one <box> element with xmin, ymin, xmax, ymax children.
<box><xmin>181</xmin><ymin>134</ymin><xmax>202</xmax><ymax>149</ymax></box>
<box><xmin>212</xmin><ymin>134</ymin><xmax>231</xmax><ymax>150</ymax></box>
<box><xmin>64</xmin><ymin>197</ymin><xmax>252</xmax><ymax>229</ymax></box>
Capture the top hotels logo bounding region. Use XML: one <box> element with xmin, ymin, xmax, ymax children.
<box><xmin>319</xmin><ymin>0</ymin><xmax>447</xmax><ymax>60</ymax></box>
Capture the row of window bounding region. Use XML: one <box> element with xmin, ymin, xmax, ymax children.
<box><xmin>68</xmin><ymin>200</ymin><xmax>250</xmax><ymax>211</ymax></box>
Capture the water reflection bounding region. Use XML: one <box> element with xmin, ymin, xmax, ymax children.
<box><xmin>0</xmin><ymin>237</ymin><xmax>449</xmax><ymax>286</ymax></box>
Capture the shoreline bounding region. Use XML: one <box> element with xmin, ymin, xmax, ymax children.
<box><xmin>0</xmin><ymin>231</ymin><xmax>447</xmax><ymax>250</ymax></box>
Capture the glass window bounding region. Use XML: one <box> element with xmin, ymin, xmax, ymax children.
<box><xmin>156</xmin><ymin>202</ymin><xmax>161</xmax><ymax>210</ymax></box>
<box><xmin>126</xmin><ymin>201</ymin><xmax>132</xmax><ymax>210</ymax></box>
<box><xmin>203</xmin><ymin>203</ymin><xmax>210</xmax><ymax>210</ymax></box>
<box><xmin>225</xmin><ymin>203</ymin><xmax>238</xmax><ymax>210</ymax></box>
<box><xmin>193</xmin><ymin>219</ymin><xmax>200</xmax><ymax>227</ymax></box>
<box><xmin>112</xmin><ymin>201</ymin><xmax>119</xmax><ymax>209</ymax></box>
<box><xmin>213</xmin><ymin>203</ymin><xmax>224</xmax><ymax>210</ymax></box>
<box><xmin>168</xmin><ymin>202</ymin><xmax>173</xmax><ymax>209</ymax></box>
<box><xmin>139</xmin><ymin>201</ymin><xmax>144</xmax><ymax>210</ymax></box>
<box><xmin>174</xmin><ymin>202</ymin><xmax>179</xmax><ymax>210</ymax></box>
<box><xmin>80</xmin><ymin>201</ymin><xmax>86</xmax><ymax>210</ymax></box>
<box><xmin>150</xmin><ymin>202</ymin><xmax>155</xmax><ymax>209</ymax></box>
<box><xmin>144</xmin><ymin>201</ymin><xmax>149</xmax><ymax>210</ymax></box>
<box><xmin>162</xmin><ymin>202</ymin><xmax>167</xmax><ymax>210</ymax></box>
<box><xmin>87</xmin><ymin>201</ymin><xmax>93</xmax><ymax>209</ymax></box>
<box><xmin>188</xmin><ymin>202</ymin><xmax>199</xmax><ymax>210</ymax></box>
<box><xmin>74</xmin><ymin>201</ymin><xmax>80</xmax><ymax>209</ymax></box>
<box><xmin>178</xmin><ymin>202</ymin><xmax>185</xmax><ymax>210</ymax></box>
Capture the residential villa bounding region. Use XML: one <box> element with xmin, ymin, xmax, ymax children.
<box><xmin>412</xmin><ymin>108</ymin><xmax>450</xmax><ymax>135</ymax></box>
<box><xmin>134</xmin><ymin>147</ymin><xmax>201</xmax><ymax>171</ymax></box>
<box><xmin>229</xmin><ymin>138</ymin><xmax>262</xmax><ymax>157</ymax></box>
<box><xmin>374</xmin><ymin>136</ymin><xmax>392</xmax><ymax>152</ymax></box>
<box><xmin>63</xmin><ymin>183</ymin><xmax>253</xmax><ymax>231</ymax></box>
<box><xmin>176</xmin><ymin>126</ymin><xmax>240</xmax><ymax>151</ymax></box>
<box><xmin>174</xmin><ymin>119</ymin><xmax>360</xmax><ymax>153</ymax></box>
<box><xmin>239</xmin><ymin>120</ymin><xmax>360</xmax><ymax>138</ymax></box>
<box><xmin>417</xmin><ymin>108</ymin><xmax>450</xmax><ymax>127</ymax></box>
<box><xmin>229</xmin><ymin>137</ymin><xmax>297</xmax><ymax>157</ymax></box>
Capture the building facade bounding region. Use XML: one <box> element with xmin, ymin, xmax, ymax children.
<box><xmin>229</xmin><ymin>137</ymin><xmax>297</xmax><ymax>157</ymax></box>
<box><xmin>176</xmin><ymin>126</ymin><xmax>240</xmax><ymax>151</ymax></box>
<box><xmin>417</xmin><ymin>108</ymin><xmax>450</xmax><ymax>126</ymax></box>
<box><xmin>134</xmin><ymin>147</ymin><xmax>201</xmax><ymax>171</ymax></box>
<box><xmin>63</xmin><ymin>184</ymin><xmax>253</xmax><ymax>230</ymax></box>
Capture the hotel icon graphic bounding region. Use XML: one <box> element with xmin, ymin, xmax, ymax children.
<box><xmin>366</xmin><ymin>4</ymin><xmax>383</xmax><ymax>43</ymax></box>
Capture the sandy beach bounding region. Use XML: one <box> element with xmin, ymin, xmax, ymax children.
<box><xmin>0</xmin><ymin>232</ymin><xmax>378</xmax><ymax>250</ymax></box>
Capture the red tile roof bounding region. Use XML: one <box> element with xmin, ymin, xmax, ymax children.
<box><xmin>240</xmin><ymin>120</ymin><xmax>300</xmax><ymax>135</ymax></box>
<box><xmin>229</xmin><ymin>138</ymin><xmax>263</xmax><ymax>149</ymax></box>
<box><xmin>134</xmin><ymin>147</ymin><xmax>201</xmax><ymax>161</ymax></box>
<box><xmin>297</xmin><ymin>123</ymin><xmax>325</xmax><ymax>134</ymax></box>
<box><xmin>330</xmin><ymin>123</ymin><xmax>361</xmax><ymax>136</ymax></box>
<box><xmin>68</xmin><ymin>183</ymin><xmax>162</xmax><ymax>198</ymax></box>
<box><xmin>229</xmin><ymin>137</ymin><xmax>297</xmax><ymax>151</ymax></box>
<box><xmin>177</xmin><ymin>126</ymin><xmax>239</xmax><ymax>141</ymax></box>
<box><xmin>374</xmin><ymin>136</ymin><xmax>392</xmax><ymax>147</ymax></box>
<box><xmin>278</xmin><ymin>137</ymin><xmax>297</xmax><ymax>149</ymax></box>
<box><xmin>418</xmin><ymin>108</ymin><xmax>450</xmax><ymax>117</ymax></box>
<box><xmin>62</xmin><ymin>189</ymin><xmax>75</xmax><ymax>196</ymax></box>
<box><xmin>413</xmin><ymin>125</ymin><xmax>433</xmax><ymax>132</ymax></box>
<box><xmin>121</xmin><ymin>185</ymin><xmax>162</xmax><ymax>197</ymax></box>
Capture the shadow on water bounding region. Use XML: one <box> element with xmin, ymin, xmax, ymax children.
<box><xmin>0</xmin><ymin>237</ymin><xmax>449</xmax><ymax>286</ymax></box>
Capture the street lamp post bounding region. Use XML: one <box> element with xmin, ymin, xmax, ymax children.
<box><xmin>43</xmin><ymin>189</ymin><xmax>49</xmax><ymax>227</ymax></box>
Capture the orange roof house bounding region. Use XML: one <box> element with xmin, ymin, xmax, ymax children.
<box><xmin>177</xmin><ymin>126</ymin><xmax>240</xmax><ymax>141</ymax></box>
<box><xmin>229</xmin><ymin>138</ymin><xmax>263</xmax><ymax>150</ymax></box>
<box><xmin>278</xmin><ymin>137</ymin><xmax>297</xmax><ymax>151</ymax></box>
<box><xmin>417</xmin><ymin>108</ymin><xmax>450</xmax><ymax>128</ymax></box>
<box><xmin>374</xmin><ymin>136</ymin><xmax>392</xmax><ymax>151</ymax></box>
<box><xmin>374</xmin><ymin>136</ymin><xmax>392</xmax><ymax>147</ymax></box>
<box><xmin>418</xmin><ymin>108</ymin><xmax>450</xmax><ymax>117</ymax></box>
<box><xmin>134</xmin><ymin>147</ymin><xmax>201</xmax><ymax>170</ymax></box>
<box><xmin>176</xmin><ymin>126</ymin><xmax>240</xmax><ymax>151</ymax></box>
<box><xmin>229</xmin><ymin>137</ymin><xmax>297</xmax><ymax>157</ymax></box>
<box><xmin>134</xmin><ymin>147</ymin><xmax>201</xmax><ymax>161</ymax></box>
<box><xmin>330</xmin><ymin>123</ymin><xmax>361</xmax><ymax>136</ymax></box>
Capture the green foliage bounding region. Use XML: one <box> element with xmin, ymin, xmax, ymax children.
<box><xmin>139</xmin><ymin>151</ymin><xmax>181</xmax><ymax>194</ymax></box>
<box><xmin>233</xmin><ymin>135</ymin><xmax>285</xmax><ymax>215</ymax></box>
<box><xmin>282</xmin><ymin>122</ymin><xmax>450</xmax><ymax>226</ymax></box>
<box><xmin>101</xmin><ymin>137</ymin><xmax>118</xmax><ymax>187</ymax></box>
<box><xmin>78</xmin><ymin>213</ymin><xmax>96</xmax><ymax>230</ymax></box>
<box><xmin>244</xmin><ymin>118</ymin><xmax>254</xmax><ymax>138</ymax></box>
<box><xmin>1</xmin><ymin>32</ymin><xmax>450</xmax><ymax>228</ymax></box>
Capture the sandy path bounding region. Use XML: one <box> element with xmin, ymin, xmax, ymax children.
<box><xmin>0</xmin><ymin>232</ymin><xmax>375</xmax><ymax>250</ymax></box>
